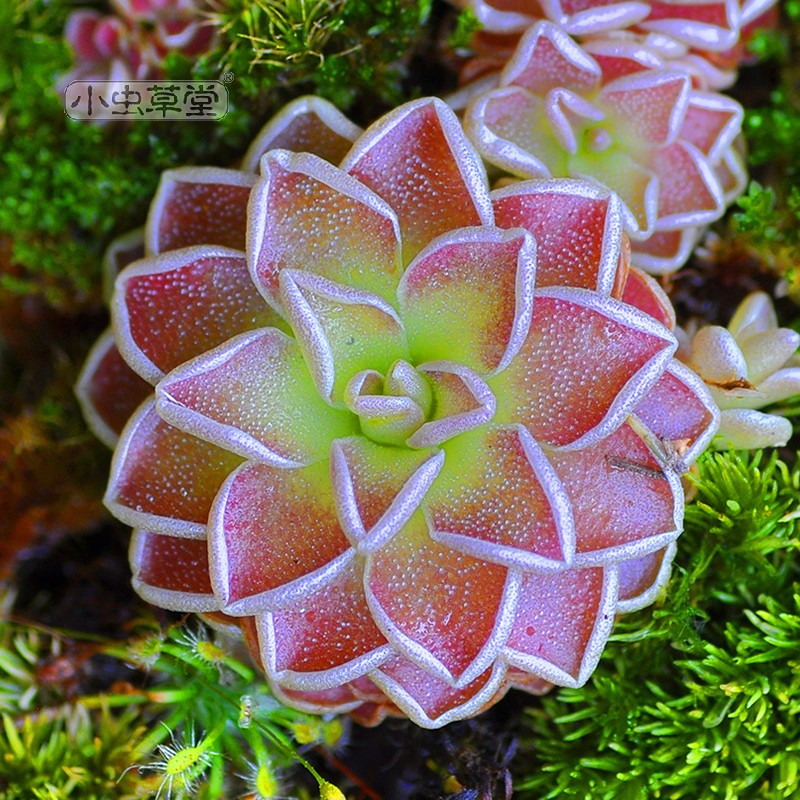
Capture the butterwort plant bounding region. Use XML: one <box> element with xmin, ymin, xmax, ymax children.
<box><xmin>445</xmin><ymin>0</ymin><xmax>779</xmax><ymax>100</ymax></box>
<box><xmin>449</xmin><ymin>0</ymin><xmax>777</xmax><ymax>58</ymax></box>
<box><xmin>462</xmin><ymin>22</ymin><xmax>745</xmax><ymax>274</ymax></box>
<box><xmin>60</xmin><ymin>0</ymin><xmax>214</xmax><ymax>87</ymax></box>
<box><xmin>78</xmin><ymin>96</ymin><xmax>718</xmax><ymax>728</ymax></box>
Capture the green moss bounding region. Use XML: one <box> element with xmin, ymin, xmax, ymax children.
<box><xmin>728</xmin><ymin>8</ymin><xmax>800</xmax><ymax>295</ymax></box>
<box><xmin>447</xmin><ymin>8</ymin><xmax>483</xmax><ymax>51</ymax></box>
<box><xmin>744</xmin><ymin>91</ymin><xmax>800</xmax><ymax>174</ymax></box>
<box><xmin>731</xmin><ymin>181</ymin><xmax>800</xmax><ymax>296</ymax></box>
<box><xmin>198</xmin><ymin>0</ymin><xmax>433</xmax><ymax>115</ymax></box>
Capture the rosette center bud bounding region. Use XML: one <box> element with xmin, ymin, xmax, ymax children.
<box><xmin>585</xmin><ymin>126</ymin><xmax>613</xmax><ymax>153</ymax></box>
<box><xmin>343</xmin><ymin>357</ymin><xmax>498</xmax><ymax>450</ymax></box>
<box><xmin>344</xmin><ymin>360</ymin><xmax>434</xmax><ymax>446</ymax></box>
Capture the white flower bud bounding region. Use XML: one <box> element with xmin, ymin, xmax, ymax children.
<box><xmin>679</xmin><ymin>292</ymin><xmax>799</xmax><ymax>449</ymax></box>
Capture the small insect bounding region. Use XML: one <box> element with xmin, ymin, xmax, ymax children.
<box><xmin>607</xmin><ymin>415</ymin><xmax>691</xmax><ymax>480</ymax></box>
<box><xmin>123</xmin><ymin>725</ymin><xmax>218</xmax><ymax>800</ymax></box>
<box><xmin>606</xmin><ymin>456</ymin><xmax>667</xmax><ymax>481</ymax></box>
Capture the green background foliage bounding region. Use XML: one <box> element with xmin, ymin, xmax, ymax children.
<box><xmin>3</xmin><ymin>1</ymin><xmax>800</xmax><ymax>798</ymax></box>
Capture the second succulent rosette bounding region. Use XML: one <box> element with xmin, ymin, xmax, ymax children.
<box><xmin>61</xmin><ymin>0</ymin><xmax>214</xmax><ymax>86</ymax></box>
<box><xmin>461</xmin><ymin>22</ymin><xmax>745</xmax><ymax>274</ymax></box>
<box><xmin>450</xmin><ymin>0</ymin><xmax>778</xmax><ymax>87</ymax></box>
<box><xmin>78</xmin><ymin>96</ymin><xmax>718</xmax><ymax>727</ymax></box>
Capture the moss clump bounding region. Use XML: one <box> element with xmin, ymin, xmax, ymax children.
<box><xmin>200</xmin><ymin>0</ymin><xmax>433</xmax><ymax>115</ymax></box>
<box><xmin>721</xmin><ymin>4</ymin><xmax>800</xmax><ymax>297</ymax></box>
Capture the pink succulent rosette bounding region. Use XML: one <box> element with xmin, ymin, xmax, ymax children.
<box><xmin>61</xmin><ymin>0</ymin><xmax>214</xmax><ymax>87</ymax></box>
<box><xmin>462</xmin><ymin>23</ymin><xmax>744</xmax><ymax>273</ymax></box>
<box><xmin>77</xmin><ymin>96</ymin><xmax>718</xmax><ymax>727</ymax></box>
<box><xmin>451</xmin><ymin>0</ymin><xmax>777</xmax><ymax>54</ymax></box>
<box><xmin>446</xmin><ymin>2</ymin><xmax>779</xmax><ymax>94</ymax></box>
